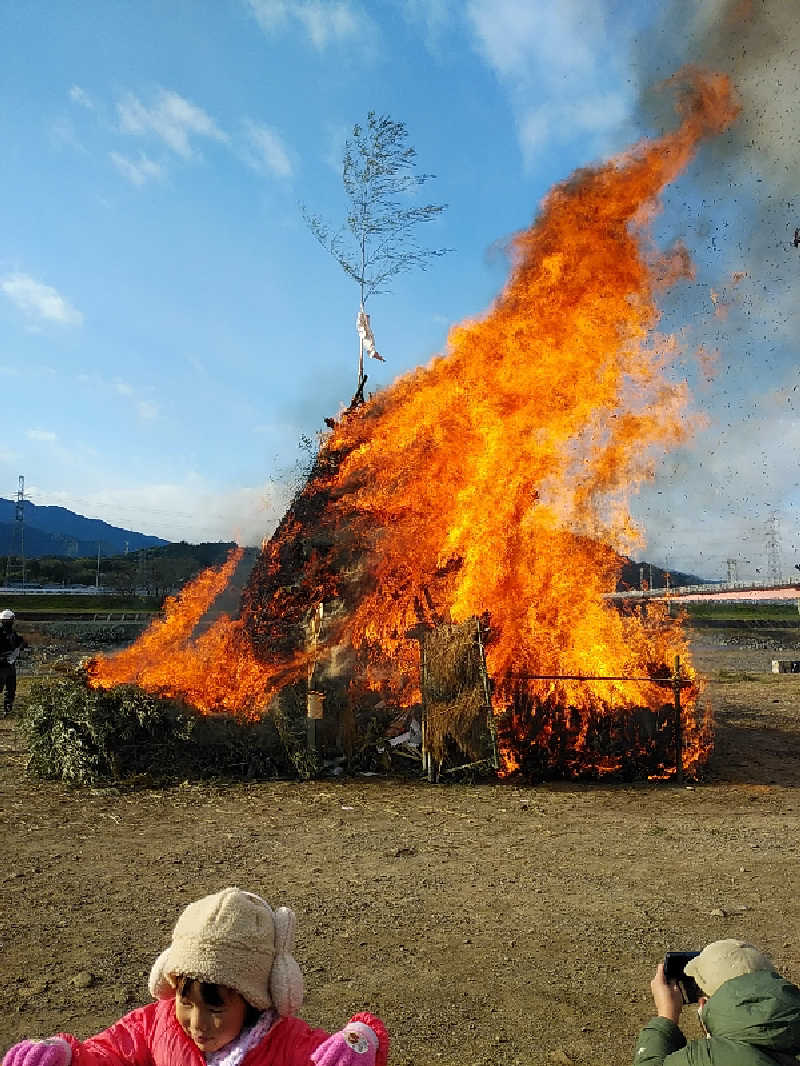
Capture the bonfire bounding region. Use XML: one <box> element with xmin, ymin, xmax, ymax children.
<box><xmin>88</xmin><ymin>68</ymin><xmax>740</xmax><ymax>781</ymax></box>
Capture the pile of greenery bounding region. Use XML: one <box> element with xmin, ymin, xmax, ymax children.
<box><xmin>17</xmin><ymin>670</ymin><xmax>313</xmax><ymax>787</ymax></box>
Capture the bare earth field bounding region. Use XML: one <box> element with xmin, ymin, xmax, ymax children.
<box><xmin>3</xmin><ymin>625</ymin><xmax>800</xmax><ymax>1065</ymax></box>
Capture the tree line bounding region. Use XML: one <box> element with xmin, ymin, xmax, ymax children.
<box><xmin>4</xmin><ymin>542</ymin><xmax>236</xmax><ymax>598</ymax></box>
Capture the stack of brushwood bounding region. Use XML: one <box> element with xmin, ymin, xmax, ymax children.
<box><xmin>497</xmin><ymin>682</ymin><xmax>680</xmax><ymax>781</ymax></box>
<box><xmin>421</xmin><ymin>617</ymin><xmax>496</xmax><ymax>774</ymax></box>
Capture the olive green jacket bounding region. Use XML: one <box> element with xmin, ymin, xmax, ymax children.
<box><xmin>633</xmin><ymin>971</ymin><xmax>800</xmax><ymax>1066</ymax></box>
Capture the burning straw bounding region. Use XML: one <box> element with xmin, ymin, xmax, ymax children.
<box><xmin>89</xmin><ymin>68</ymin><xmax>738</xmax><ymax>779</ymax></box>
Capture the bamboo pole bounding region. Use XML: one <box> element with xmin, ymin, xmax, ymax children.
<box><xmin>358</xmin><ymin>319</ymin><xmax>364</xmax><ymax>396</ymax></box>
<box><xmin>475</xmin><ymin>617</ymin><xmax>499</xmax><ymax>770</ymax></box>
<box><xmin>420</xmin><ymin>636</ymin><xmax>434</xmax><ymax>782</ymax></box>
<box><xmin>306</xmin><ymin>603</ymin><xmax>323</xmax><ymax>756</ymax></box>
<box><xmin>673</xmin><ymin>653</ymin><xmax>684</xmax><ymax>784</ymax></box>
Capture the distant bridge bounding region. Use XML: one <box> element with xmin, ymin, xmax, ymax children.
<box><xmin>605</xmin><ymin>581</ymin><xmax>800</xmax><ymax>603</ymax></box>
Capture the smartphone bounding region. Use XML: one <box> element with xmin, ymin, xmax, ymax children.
<box><xmin>663</xmin><ymin>951</ymin><xmax>702</xmax><ymax>1003</ymax></box>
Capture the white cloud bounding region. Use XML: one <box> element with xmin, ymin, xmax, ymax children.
<box><xmin>27</xmin><ymin>429</ymin><xmax>57</xmax><ymax>442</ymax></box>
<box><xmin>465</xmin><ymin>0</ymin><xmax>635</xmax><ymax>166</ymax></box>
<box><xmin>0</xmin><ymin>274</ymin><xmax>83</xmax><ymax>327</ymax></box>
<box><xmin>34</xmin><ymin>479</ymin><xmax>290</xmax><ymax>545</ymax></box>
<box><xmin>298</xmin><ymin>0</ymin><xmax>362</xmax><ymax>47</ymax></box>
<box><xmin>118</xmin><ymin>89</ymin><xmax>228</xmax><ymax>158</ymax></box>
<box><xmin>518</xmin><ymin>108</ymin><xmax>551</xmax><ymax>158</ymax></box>
<box><xmin>241</xmin><ymin>120</ymin><xmax>293</xmax><ymax>178</ymax></box>
<box><xmin>401</xmin><ymin>0</ymin><xmax>455</xmax><ymax>45</ymax></box>
<box><xmin>321</xmin><ymin>120</ymin><xmax>350</xmax><ymax>174</ymax></box>
<box><xmin>110</xmin><ymin>150</ymin><xmax>165</xmax><ymax>186</ymax></box>
<box><xmin>518</xmin><ymin>89</ymin><xmax>632</xmax><ymax>160</ymax></box>
<box><xmin>467</xmin><ymin>0</ymin><xmax>601</xmax><ymax>82</ymax></box>
<box><xmin>69</xmin><ymin>85</ymin><xmax>94</xmax><ymax>110</ymax></box>
<box><xmin>79</xmin><ymin>376</ymin><xmax>159</xmax><ymax>421</ymax></box>
<box><xmin>50</xmin><ymin>116</ymin><xmax>88</xmax><ymax>154</ymax></box>
<box><xmin>246</xmin><ymin>0</ymin><xmax>374</xmax><ymax>50</ymax></box>
<box><xmin>245</xmin><ymin>0</ymin><xmax>288</xmax><ymax>30</ymax></box>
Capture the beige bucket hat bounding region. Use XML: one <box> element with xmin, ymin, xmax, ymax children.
<box><xmin>148</xmin><ymin>887</ymin><xmax>303</xmax><ymax>1015</ymax></box>
<box><xmin>684</xmin><ymin>939</ymin><xmax>775</xmax><ymax>997</ymax></box>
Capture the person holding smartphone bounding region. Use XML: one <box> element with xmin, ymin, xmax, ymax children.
<box><xmin>633</xmin><ymin>939</ymin><xmax>800</xmax><ymax>1065</ymax></box>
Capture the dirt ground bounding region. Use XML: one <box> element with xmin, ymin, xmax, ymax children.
<box><xmin>3</xmin><ymin>625</ymin><xmax>800</xmax><ymax>1065</ymax></box>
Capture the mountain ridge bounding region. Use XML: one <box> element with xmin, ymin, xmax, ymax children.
<box><xmin>0</xmin><ymin>499</ymin><xmax>169</xmax><ymax>558</ymax></box>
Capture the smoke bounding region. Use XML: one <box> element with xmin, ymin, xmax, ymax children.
<box><xmin>629</xmin><ymin>0</ymin><xmax>800</xmax><ymax>580</ymax></box>
<box><xmin>639</xmin><ymin>1</ymin><xmax>798</xmax><ymax>176</ymax></box>
<box><xmin>637</xmin><ymin>0</ymin><xmax>798</xmax><ymax>302</ymax></box>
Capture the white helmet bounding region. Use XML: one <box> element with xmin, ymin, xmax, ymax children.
<box><xmin>0</xmin><ymin>610</ymin><xmax>14</xmax><ymax>622</ymax></box>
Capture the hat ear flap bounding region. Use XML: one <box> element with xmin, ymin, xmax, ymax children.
<box><xmin>269</xmin><ymin>906</ymin><xmax>303</xmax><ymax>1017</ymax></box>
<box><xmin>149</xmin><ymin>947</ymin><xmax>176</xmax><ymax>1000</ymax></box>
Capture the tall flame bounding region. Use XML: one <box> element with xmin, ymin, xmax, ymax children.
<box><xmin>87</xmin><ymin>547</ymin><xmax>305</xmax><ymax>714</ymax></box>
<box><xmin>90</xmin><ymin>70</ymin><xmax>738</xmax><ymax>774</ymax></box>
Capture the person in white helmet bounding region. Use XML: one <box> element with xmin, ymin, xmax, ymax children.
<box><xmin>0</xmin><ymin>609</ymin><xmax>26</xmax><ymax>716</ymax></box>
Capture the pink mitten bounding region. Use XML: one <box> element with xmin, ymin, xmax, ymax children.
<box><xmin>311</xmin><ymin>1014</ymin><xmax>388</xmax><ymax>1066</ymax></box>
<box><xmin>311</xmin><ymin>1024</ymin><xmax>377</xmax><ymax>1066</ymax></box>
<box><xmin>3</xmin><ymin>1040</ymin><xmax>71</xmax><ymax>1066</ymax></box>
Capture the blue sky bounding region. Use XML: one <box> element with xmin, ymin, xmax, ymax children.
<box><xmin>1</xmin><ymin>0</ymin><xmax>796</xmax><ymax>581</ymax></box>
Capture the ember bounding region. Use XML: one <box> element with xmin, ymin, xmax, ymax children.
<box><xmin>89</xmin><ymin>68</ymin><xmax>738</xmax><ymax>779</ymax></box>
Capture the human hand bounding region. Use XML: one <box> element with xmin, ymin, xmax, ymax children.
<box><xmin>311</xmin><ymin>1023</ymin><xmax>380</xmax><ymax>1066</ymax></box>
<box><xmin>651</xmin><ymin>962</ymin><xmax>684</xmax><ymax>1024</ymax></box>
<box><xmin>2</xmin><ymin>1039</ymin><xmax>71</xmax><ymax>1066</ymax></box>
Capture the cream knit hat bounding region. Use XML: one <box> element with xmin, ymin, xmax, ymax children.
<box><xmin>148</xmin><ymin>888</ymin><xmax>304</xmax><ymax>1015</ymax></box>
<box><xmin>684</xmin><ymin>939</ymin><xmax>775</xmax><ymax>997</ymax></box>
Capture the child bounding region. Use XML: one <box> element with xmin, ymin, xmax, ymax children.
<box><xmin>3</xmin><ymin>887</ymin><xmax>388</xmax><ymax>1066</ymax></box>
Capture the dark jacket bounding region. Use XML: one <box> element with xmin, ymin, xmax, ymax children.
<box><xmin>634</xmin><ymin>970</ymin><xmax>800</xmax><ymax>1065</ymax></box>
<box><xmin>0</xmin><ymin>625</ymin><xmax>25</xmax><ymax>665</ymax></box>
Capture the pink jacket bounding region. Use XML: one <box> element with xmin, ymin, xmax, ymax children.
<box><xmin>57</xmin><ymin>1000</ymin><xmax>336</xmax><ymax>1066</ymax></box>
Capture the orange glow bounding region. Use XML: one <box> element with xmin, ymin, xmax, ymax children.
<box><xmin>90</xmin><ymin>69</ymin><xmax>738</xmax><ymax>775</ymax></box>
<box><xmin>88</xmin><ymin>548</ymin><xmax>305</xmax><ymax>715</ymax></box>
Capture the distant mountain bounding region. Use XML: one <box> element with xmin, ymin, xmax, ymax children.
<box><xmin>619</xmin><ymin>557</ymin><xmax>711</xmax><ymax>591</ymax></box>
<box><xmin>0</xmin><ymin>499</ymin><xmax>169</xmax><ymax>558</ymax></box>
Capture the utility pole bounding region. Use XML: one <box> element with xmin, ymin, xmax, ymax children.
<box><xmin>14</xmin><ymin>475</ymin><xmax>25</xmax><ymax>588</ymax></box>
<box><xmin>766</xmin><ymin>512</ymin><xmax>783</xmax><ymax>585</ymax></box>
<box><xmin>137</xmin><ymin>548</ymin><xmax>149</xmax><ymax>596</ymax></box>
<box><xmin>95</xmin><ymin>542</ymin><xmax>101</xmax><ymax>590</ymax></box>
<box><xmin>661</xmin><ymin>554</ymin><xmax>672</xmax><ymax>592</ymax></box>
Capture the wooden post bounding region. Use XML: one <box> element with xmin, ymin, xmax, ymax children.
<box><xmin>307</xmin><ymin>715</ymin><xmax>319</xmax><ymax>755</ymax></box>
<box><xmin>475</xmin><ymin>617</ymin><xmax>499</xmax><ymax>771</ymax></box>
<box><xmin>673</xmin><ymin>653</ymin><xmax>683</xmax><ymax>784</ymax></box>
<box><xmin>420</xmin><ymin>636</ymin><xmax>434</xmax><ymax>782</ymax></box>
<box><xmin>306</xmin><ymin>604</ymin><xmax>323</xmax><ymax>759</ymax></box>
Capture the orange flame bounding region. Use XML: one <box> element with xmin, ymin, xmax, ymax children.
<box><xmin>90</xmin><ymin>69</ymin><xmax>738</xmax><ymax>774</ymax></box>
<box><xmin>88</xmin><ymin>548</ymin><xmax>305</xmax><ymax>714</ymax></box>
